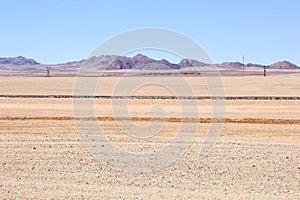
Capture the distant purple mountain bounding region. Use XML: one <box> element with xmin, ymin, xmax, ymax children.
<box><xmin>269</xmin><ymin>61</ymin><xmax>299</xmax><ymax>69</ymax></box>
<box><xmin>0</xmin><ymin>54</ymin><xmax>299</xmax><ymax>75</ymax></box>
<box><xmin>104</xmin><ymin>54</ymin><xmax>180</xmax><ymax>70</ymax></box>
<box><xmin>179</xmin><ymin>58</ymin><xmax>208</xmax><ymax>68</ymax></box>
<box><xmin>0</xmin><ymin>56</ymin><xmax>40</xmax><ymax>66</ymax></box>
<box><xmin>216</xmin><ymin>61</ymin><xmax>299</xmax><ymax>70</ymax></box>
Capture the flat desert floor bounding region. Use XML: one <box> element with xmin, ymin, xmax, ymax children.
<box><xmin>0</xmin><ymin>74</ymin><xmax>300</xmax><ymax>199</ymax></box>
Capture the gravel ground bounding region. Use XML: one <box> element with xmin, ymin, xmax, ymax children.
<box><xmin>0</xmin><ymin>75</ymin><xmax>300</xmax><ymax>199</ymax></box>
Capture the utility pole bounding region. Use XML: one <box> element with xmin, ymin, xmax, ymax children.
<box><xmin>46</xmin><ymin>67</ymin><xmax>51</xmax><ymax>77</ymax></box>
<box><xmin>242</xmin><ymin>55</ymin><xmax>245</xmax><ymax>75</ymax></box>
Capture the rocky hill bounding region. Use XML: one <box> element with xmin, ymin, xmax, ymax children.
<box><xmin>0</xmin><ymin>54</ymin><xmax>299</xmax><ymax>75</ymax></box>
<box><xmin>269</xmin><ymin>61</ymin><xmax>298</xmax><ymax>69</ymax></box>
<box><xmin>0</xmin><ymin>56</ymin><xmax>40</xmax><ymax>66</ymax></box>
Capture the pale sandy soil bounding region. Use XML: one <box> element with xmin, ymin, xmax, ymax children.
<box><xmin>0</xmin><ymin>73</ymin><xmax>299</xmax><ymax>96</ymax></box>
<box><xmin>0</xmin><ymin>74</ymin><xmax>300</xmax><ymax>199</ymax></box>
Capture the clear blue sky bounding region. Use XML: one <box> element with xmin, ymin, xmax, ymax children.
<box><xmin>0</xmin><ymin>0</ymin><xmax>299</xmax><ymax>65</ymax></box>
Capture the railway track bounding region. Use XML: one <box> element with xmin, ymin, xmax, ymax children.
<box><xmin>0</xmin><ymin>95</ymin><xmax>300</xmax><ymax>100</ymax></box>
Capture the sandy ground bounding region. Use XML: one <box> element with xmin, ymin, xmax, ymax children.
<box><xmin>0</xmin><ymin>73</ymin><xmax>300</xmax><ymax>96</ymax></box>
<box><xmin>0</xmin><ymin>74</ymin><xmax>300</xmax><ymax>199</ymax></box>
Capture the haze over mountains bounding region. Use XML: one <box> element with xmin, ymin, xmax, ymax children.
<box><xmin>0</xmin><ymin>54</ymin><xmax>299</xmax><ymax>75</ymax></box>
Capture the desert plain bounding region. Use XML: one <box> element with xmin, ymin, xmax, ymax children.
<box><xmin>0</xmin><ymin>73</ymin><xmax>300</xmax><ymax>199</ymax></box>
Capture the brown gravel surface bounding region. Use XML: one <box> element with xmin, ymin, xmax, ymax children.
<box><xmin>0</xmin><ymin>75</ymin><xmax>300</xmax><ymax>199</ymax></box>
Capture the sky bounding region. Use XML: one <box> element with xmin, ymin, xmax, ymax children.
<box><xmin>0</xmin><ymin>0</ymin><xmax>299</xmax><ymax>65</ymax></box>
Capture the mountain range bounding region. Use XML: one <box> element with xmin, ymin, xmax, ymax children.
<box><xmin>0</xmin><ymin>54</ymin><xmax>299</xmax><ymax>75</ymax></box>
